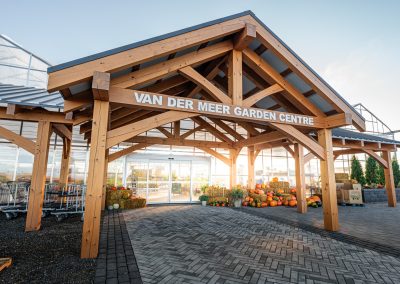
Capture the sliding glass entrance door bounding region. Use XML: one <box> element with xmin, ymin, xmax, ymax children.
<box><xmin>125</xmin><ymin>154</ymin><xmax>210</xmax><ymax>204</ymax></box>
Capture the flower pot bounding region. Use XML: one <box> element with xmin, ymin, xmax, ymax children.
<box><xmin>201</xmin><ymin>201</ymin><xmax>207</xmax><ymax>206</ymax></box>
<box><xmin>234</xmin><ymin>199</ymin><xmax>242</xmax><ymax>208</ymax></box>
<box><xmin>108</xmin><ymin>205</ymin><xmax>114</xmax><ymax>210</ymax></box>
<box><xmin>113</xmin><ymin>203</ymin><xmax>120</xmax><ymax>209</ymax></box>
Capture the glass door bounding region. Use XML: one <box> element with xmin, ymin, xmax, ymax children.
<box><xmin>148</xmin><ymin>160</ymin><xmax>170</xmax><ymax>203</ymax></box>
<box><xmin>170</xmin><ymin>160</ymin><xmax>191</xmax><ymax>202</ymax></box>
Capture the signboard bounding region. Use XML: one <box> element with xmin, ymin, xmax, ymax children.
<box><xmin>109</xmin><ymin>87</ymin><xmax>324</xmax><ymax>128</ymax></box>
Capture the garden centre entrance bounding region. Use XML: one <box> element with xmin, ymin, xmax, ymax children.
<box><xmin>125</xmin><ymin>154</ymin><xmax>210</xmax><ymax>204</ymax></box>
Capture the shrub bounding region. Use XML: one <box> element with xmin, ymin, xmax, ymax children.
<box><xmin>229</xmin><ymin>187</ymin><xmax>244</xmax><ymax>200</ymax></box>
<box><xmin>365</xmin><ymin>156</ymin><xmax>378</xmax><ymax>185</ymax></box>
<box><xmin>393</xmin><ymin>158</ymin><xmax>400</xmax><ymax>187</ymax></box>
<box><xmin>199</xmin><ymin>195</ymin><xmax>209</xmax><ymax>202</ymax></box>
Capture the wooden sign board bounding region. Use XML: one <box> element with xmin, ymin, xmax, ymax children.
<box><xmin>109</xmin><ymin>87</ymin><xmax>326</xmax><ymax>128</ymax></box>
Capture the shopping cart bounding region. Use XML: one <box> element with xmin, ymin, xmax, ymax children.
<box><xmin>0</xmin><ymin>182</ymin><xmax>30</xmax><ymax>220</ymax></box>
<box><xmin>50</xmin><ymin>184</ymin><xmax>86</xmax><ymax>222</ymax></box>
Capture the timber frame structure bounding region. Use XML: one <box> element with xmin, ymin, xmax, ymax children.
<box><xmin>0</xmin><ymin>11</ymin><xmax>399</xmax><ymax>259</ymax></box>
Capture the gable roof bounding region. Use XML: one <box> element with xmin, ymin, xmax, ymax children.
<box><xmin>47</xmin><ymin>10</ymin><xmax>366</xmax><ymax>131</ymax></box>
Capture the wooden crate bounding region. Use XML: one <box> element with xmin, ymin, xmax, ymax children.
<box><xmin>343</xmin><ymin>189</ymin><xmax>363</xmax><ymax>204</ymax></box>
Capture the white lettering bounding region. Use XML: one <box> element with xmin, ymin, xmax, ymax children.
<box><xmin>223</xmin><ymin>105</ymin><xmax>230</xmax><ymax>114</ymax></box>
<box><xmin>167</xmin><ymin>97</ymin><xmax>176</xmax><ymax>107</ymax></box>
<box><xmin>198</xmin><ymin>101</ymin><xmax>207</xmax><ymax>112</ymax></box>
<box><xmin>279</xmin><ymin>113</ymin><xmax>285</xmax><ymax>122</ymax></box>
<box><xmin>234</xmin><ymin>107</ymin><xmax>242</xmax><ymax>116</ymax></box>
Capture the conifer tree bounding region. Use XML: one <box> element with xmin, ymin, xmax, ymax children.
<box><xmin>377</xmin><ymin>163</ymin><xmax>385</xmax><ymax>185</ymax></box>
<box><xmin>365</xmin><ymin>156</ymin><xmax>378</xmax><ymax>185</ymax></box>
<box><xmin>392</xmin><ymin>157</ymin><xmax>400</xmax><ymax>188</ymax></box>
<box><xmin>350</xmin><ymin>155</ymin><xmax>365</xmax><ymax>185</ymax></box>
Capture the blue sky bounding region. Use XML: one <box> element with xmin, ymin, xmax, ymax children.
<box><xmin>2</xmin><ymin>0</ymin><xmax>400</xmax><ymax>129</ymax></box>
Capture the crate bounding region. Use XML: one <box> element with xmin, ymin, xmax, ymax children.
<box><xmin>269</xmin><ymin>181</ymin><xmax>290</xmax><ymax>189</ymax></box>
<box><xmin>336</xmin><ymin>182</ymin><xmax>353</xmax><ymax>190</ymax></box>
<box><xmin>343</xmin><ymin>189</ymin><xmax>363</xmax><ymax>204</ymax></box>
<box><xmin>335</xmin><ymin>173</ymin><xmax>349</xmax><ymax>181</ymax></box>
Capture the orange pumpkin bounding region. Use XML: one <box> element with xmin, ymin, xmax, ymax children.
<box><xmin>245</xmin><ymin>196</ymin><xmax>250</xmax><ymax>202</ymax></box>
<box><xmin>291</xmin><ymin>195</ymin><xmax>296</xmax><ymax>200</ymax></box>
<box><xmin>283</xmin><ymin>200</ymin><xmax>289</xmax><ymax>206</ymax></box>
<box><xmin>267</xmin><ymin>196</ymin><xmax>273</xmax><ymax>201</ymax></box>
<box><xmin>290</xmin><ymin>188</ymin><xmax>297</xmax><ymax>194</ymax></box>
<box><xmin>242</xmin><ymin>201</ymin><xmax>248</xmax><ymax>206</ymax></box>
<box><xmin>289</xmin><ymin>200</ymin><xmax>297</xmax><ymax>207</ymax></box>
<box><xmin>272</xmin><ymin>177</ymin><xmax>279</xmax><ymax>182</ymax></box>
<box><xmin>249</xmin><ymin>198</ymin><xmax>254</xmax><ymax>203</ymax></box>
<box><xmin>256</xmin><ymin>184</ymin><xmax>262</xmax><ymax>189</ymax></box>
<box><xmin>311</xmin><ymin>196</ymin><xmax>321</xmax><ymax>202</ymax></box>
<box><xmin>261</xmin><ymin>202</ymin><xmax>268</xmax><ymax>207</ymax></box>
<box><xmin>277</xmin><ymin>189</ymin><xmax>284</xmax><ymax>194</ymax></box>
<box><xmin>269</xmin><ymin>200</ymin><xmax>277</xmax><ymax>207</ymax></box>
<box><xmin>277</xmin><ymin>201</ymin><xmax>282</xmax><ymax>206</ymax></box>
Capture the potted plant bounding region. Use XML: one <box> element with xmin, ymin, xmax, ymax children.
<box><xmin>199</xmin><ymin>195</ymin><xmax>209</xmax><ymax>206</ymax></box>
<box><xmin>230</xmin><ymin>187</ymin><xmax>244</xmax><ymax>208</ymax></box>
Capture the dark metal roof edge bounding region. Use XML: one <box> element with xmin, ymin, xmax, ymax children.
<box><xmin>47</xmin><ymin>10</ymin><xmax>253</xmax><ymax>73</ymax></box>
<box><xmin>0</xmin><ymin>98</ymin><xmax>63</xmax><ymax>110</ymax></box>
<box><xmin>330</xmin><ymin>128</ymin><xmax>400</xmax><ymax>145</ymax></box>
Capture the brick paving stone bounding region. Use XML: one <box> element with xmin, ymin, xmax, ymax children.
<box><xmin>123</xmin><ymin>205</ymin><xmax>400</xmax><ymax>284</ymax></box>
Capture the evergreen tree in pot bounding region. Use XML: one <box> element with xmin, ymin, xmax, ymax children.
<box><xmin>365</xmin><ymin>156</ymin><xmax>379</xmax><ymax>186</ymax></box>
<box><xmin>199</xmin><ymin>195</ymin><xmax>209</xmax><ymax>206</ymax></box>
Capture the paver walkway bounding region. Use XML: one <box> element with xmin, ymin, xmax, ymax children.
<box><xmin>240</xmin><ymin>203</ymin><xmax>400</xmax><ymax>250</ymax></box>
<box><xmin>123</xmin><ymin>205</ymin><xmax>400</xmax><ymax>284</ymax></box>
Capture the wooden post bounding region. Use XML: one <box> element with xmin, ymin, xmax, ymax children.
<box><xmin>294</xmin><ymin>144</ymin><xmax>307</xmax><ymax>213</ymax></box>
<box><xmin>101</xmin><ymin>149</ymin><xmax>109</xmax><ymax>211</ymax></box>
<box><xmin>247</xmin><ymin>146</ymin><xmax>255</xmax><ymax>189</ymax></box>
<box><xmin>81</xmin><ymin>100</ymin><xmax>109</xmax><ymax>258</ymax></box>
<box><xmin>229</xmin><ymin>149</ymin><xmax>239</xmax><ymax>189</ymax></box>
<box><xmin>228</xmin><ymin>50</ymin><xmax>243</xmax><ymax>106</ymax></box>
<box><xmin>59</xmin><ymin>136</ymin><xmax>71</xmax><ymax>186</ymax></box>
<box><xmin>25</xmin><ymin>121</ymin><xmax>52</xmax><ymax>231</ymax></box>
<box><xmin>317</xmin><ymin>129</ymin><xmax>339</xmax><ymax>231</ymax></box>
<box><xmin>382</xmin><ymin>150</ymin><xmax>397</xmax><ymax>207</ymax></box>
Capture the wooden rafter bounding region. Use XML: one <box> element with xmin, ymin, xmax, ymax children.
<box><xmin>208</xmin><ymin>118</ymin><xmax>244</xmax><ymax>141</ymax></box>
<box><xmin>191</xmin><ymin>117</ymin><xmax>233</xmax><ymax>145</ymax></box>
<box><xmin>106</xmin><ymin>111</ymin><xmax>199</xmax><ymax>148</ymax></box>
<box><xmin>127</xmin><ymin>136</ymin><xmax>233</xmax><ymax>149</ymax></box>
<box><xmin>236</xmin><ymin>130</ymin><xmax>285</xmax><ymax>148</ymax></box>
<box><xmin>197</xmin><ymin>147</ymin><xmax>230</xmax><ymax>165</ymax></box>
<box><xmin>0</xmin><ymin>125</ymin><xmax>35</xmax><ymax>154</ymax></box>
<box><xmin>180</xmin><ymin>125</ymin><xmax>203</xmax><ymax>139</ymax></box>
<box><xmin>363</xmin><ymin>149</ymin><xmax>388</xmax><ymax>169</ymax></box>
<box><xmin>108</xmin><ymin>143</ymin><xmax>150</xmax><ymax>163</ymax></box>
<box><xmin>233</xmin><ymin>23</ymin><xmax>256</xmax><ymax>51</ymax></box>
<box><xmin>111</xmin><ymin>41</ymin><xmax>233</xmax><ymax>89</ymax></box>
<box><xmin>179</xmin><ymin>66</ymin><xmax>231</xmax><ymax>104</ymax></box>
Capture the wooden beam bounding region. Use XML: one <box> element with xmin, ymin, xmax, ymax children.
<box><xmin>247</xmin><ymin>17</ymin><xmax>366</xmax><ymax>131</ymax></box>
<box><xmin>6</xmin><ymin>104</ymin><xmax>22</xmax><ymax>115</ymax></box>
<box><xmin>25</xmin><ymin>121</ymin><xmax>52</xmax><ymax>231</ymax></box>
<box><xmin>92</xmin><ymin>71</ymin><xmax>110</xmax><ymax>101</ymax></box>
<box><xmin>108</xmin><ymin>143</ymin><xmax>150</xmax><ymax>163</ymax></box>
<box><xmin>382</xmin><ymin>151</ymin><xmax>397</xmax><ymax>207</ymax></box>
<box><xmin>333</xmin><ymin>149</ymin><xmax>362</xmax><ymax>160</ymax></box>
<box><xmin>247</xmin><ymin>145</ymin><xmax>255</xmax><ymax>189</ymax></box>
<box><xmin>180</xmin><ymin>125</ymin><xmax>203</xmax><ymax>139</ymax></box>
<box><xmin>318</xmin><ymin>129</ymin><xmax>339</xmax><ymax>231</ymax></box>
<box><xmin>52</xmin><ymin>124</ymin><xmax>72</xmax><ymax>140</ymax></box>
<box><xmin>303</xmin><ymin>152</ymin><xmax>315</xmax><ymax>164</ymax></box>
<box><xmin>284</xmin><ymin>145</ymin><xmax>294</xmax><ymax>158</ymax></box>
<box><xmin>63</xmin><ymin>96</ymin><xmax>92</xmax><ymax>113</ymax></box>
<box><xmin>242</xmin><ymin>48</ymin><xmax>326</xmax><ymax>117</ymax></box>
<box><xmin>363</xmin><ymin>149</ymin><xmax>388</xmax><ymax>169</ymax></box>
<box><xmin>236</xmin><ymin>131</ymin><xmax>285</xmax><ymax>148</ymax></box>
<box><xmin>233</xmin><ymin>23</ymin><xmax>256</xmax><ymax>51</ymax></box>
<box><xmin>179</xmin><ymin>66</ymin><xmax>232</xmax><ymax>104</ymax></box>
<box><xmin>59</xmin><ymin>136</ymin><xmax>71</xmax><ymax>186</ymax></box>
<box><xmin>242</xmin><ymin>84</ymin><xmax>283</xmax><ymax>107</ymax></box>
<box><xmin>48</xmin><ymin>17</ymin><xmax>247</xmax><ymax>92</ymax></box>
<box><xmin>208</xmin><ymin>118</ymin><xmax>244</xmax><ymax>141</ymax></box>
<box><xmin>81</xmin><ymin>100</ymin><xmax>110</xmax><ymax>258</ymax></box>
<box><xmin>294</xmin><ymin>144</ymin><xmax>307</xmax><ymax>213</ymax></box>
<box><xmin>197</xmin><ymin>147</ymin><xmax>230</xmax><ymax>165</ymax></box>
<box><xmin>141</xmin><ymin>75</ymin><xmax>188</xmax><ymax>93</ymax></box>
<box><xmin>191</xmin><ymin>117</ymin><xmax>233</xmax><ymax>145</ymax></box>
<box><xmin>0</xmin><ymin>125</ymin><xmax>35</xmax><ymax>154</ymax></box>
<box><xmin>128</xmin><ymin>136</ymin><xmax>232</xmax><ymax>149</ymax></box>
<box><xmin>106</xmin><ymin>111</ymin><xmax>199</xmax><ymax>148</ymax></box>
<box><xmin>173</xmin><ymin>121</ymin><xmax>180</xmax><ymax>139</ymax></box>
<box><xmin>157</xmin><ymin>127</ymin><xmax>174</xmax><ymax>138</ymax></box>
<box><xmin>229</xmin><ymin>149</ymin><xmax>240</xmax><ymax>188</ymax></box>
<box><xmin>269</xmin><ymin>123</ymin><xmax>326</xmax><ymax>160</ymax></box>
<box><xmin>227</xmin><ymin>50</ymin><xmax>242</xmax><ymax>105</ymax></box>
<box><xmin>112</xmin><ymin>41</ymin><xmax>233</xmax><ymax>89</ymax></box>
<box><xmin>0</xmin><ymin>107</ymin><xmax>74</xmax><ymax>124</ymax></box>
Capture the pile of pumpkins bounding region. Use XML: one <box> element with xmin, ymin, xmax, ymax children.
<box><xmin>242</xmin><ymin>187</ymin><xmax>298</xmax><ymax>208</ymax></box>
<box><xmin>306</xmin><ymin>195</ymin><xmax>322</xmax><ymax>208</ymax></box>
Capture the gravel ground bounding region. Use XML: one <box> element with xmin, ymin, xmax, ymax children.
<box><xmin>0</xmin><ymin>214</ymin><xmax>96</xmax><ymax>283</ymax></box>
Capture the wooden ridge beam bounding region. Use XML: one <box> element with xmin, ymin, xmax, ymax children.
<box><xmin>270</xmin><ymin>123</ymin><xmax>326</xmax><ymax>160</ymax></box>
<box><xmin>106</xmin><ymin>111</ymin><xmax>199</xmax><ymax>148</ymax></box>
<box><xmin>0</xmin><ymin>125</ymin><xmax>35</xmax><ymax>154</ymax></box>
<box><xmin>242</xmin><ymin>48</ymin><xmax>326</xmax><ymax>117</ymax></box>
<box><xmin>242</xmin><ymin>84</ymin><xmax>283</xmax><ymax>107</ymax></box>
<box><xmin>179</xmin><ymin>66</ymin><xmax>232</xmax><ymax>104</ymax></box>
<box><xmin>111</xmin><ymin>41</ymin><xmax>233</xmax><ymax>89</ymax></box>
<box><xmin>108</xmin><ymin>143</ymin><xmax>150</xmax><ymax>163</ymax></box>
<box><xmin>233</xmin><ymin>23</ymin><xmax>256</xmax><ymax>51</ymax></box>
